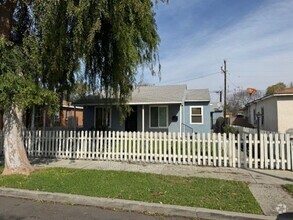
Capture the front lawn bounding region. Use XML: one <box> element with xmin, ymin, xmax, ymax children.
<box><xmin>0</xmin><ymin>167</ymin><xmax>262</xmax><ymax>214</ymax></box>
<box><xmin>282</xmin><ymin>184</ymin><xmax>293</xmax><ymax>196</ymax></box>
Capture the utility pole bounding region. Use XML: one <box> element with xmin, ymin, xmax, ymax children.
<box><xmin>221</xmin><ymin>60</ymin><xmax>227</xmax><ymax>124</ymax></box>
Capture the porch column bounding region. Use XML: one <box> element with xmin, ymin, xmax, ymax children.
<box><xmin>74</xmin><ymin>105</ymin><xmax>77</xmax><ymax>131</ymax></box>
<box><xmin>142</xmin><ymin>105</ymin><xmax>145</xmax><ymax>132</ymax></box>
<box><xmin>179</xmin><ymin>104</ymin><xmax>182</xmax><ymax>133</ymax></box>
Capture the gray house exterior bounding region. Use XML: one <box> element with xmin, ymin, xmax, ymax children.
<box><xmin>75</xmin><ymin>85</ymin><xmax>211</xmax><ymax>133</ymax></box>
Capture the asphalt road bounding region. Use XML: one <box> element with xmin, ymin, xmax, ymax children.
<box><xmin>0</xmin><ymin>196</ymin><xmax>193</xmax><ymax>220</ymax></box>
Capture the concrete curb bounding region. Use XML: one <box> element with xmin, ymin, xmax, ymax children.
<box><xmin>0</xmin><ymin>188</ymin><xmax>274</xmax><ymax>220</ymax></box>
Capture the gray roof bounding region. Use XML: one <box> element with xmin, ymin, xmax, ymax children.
<box><xmin>130</xmin><ymin>84</ymin><xmax>186</xmax><ymax>104</ymax></box>
<box><xmin>74</xmin><ymin>85</ymin><xmax>210</xmax><ymax>105</ymax></box>
<box><xmin>185</xmin><ymin>89</ymin><xmax>210</xmax><ymax>101</ymax></box>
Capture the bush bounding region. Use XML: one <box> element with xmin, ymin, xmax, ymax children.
<box><xmin>223</xmin><ymin>124</ymin><xmax>238</xmax><ymax>135</ymax></box>
<box><xmin>214</xmin><ymin>117</ymin><xmax>225</xmax><ymax>133</ymax></box>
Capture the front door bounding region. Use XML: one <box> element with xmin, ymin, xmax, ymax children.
<box><xmin>125</xmin><ymin>106</ymin><xmax>137</xmax><ymax>132</ymax></box>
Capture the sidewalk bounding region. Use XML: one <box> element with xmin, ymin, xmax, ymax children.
<box><xmin>31</xmin><ymin>158</ymin><xmax>293</xmax><ymax>216</ymax></box>
<box><xmin>32</xmin><ymin>158</ymin><xmax>293</xmax><ymax>185</ymax></box>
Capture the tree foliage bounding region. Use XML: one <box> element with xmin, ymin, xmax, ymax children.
<box><xmin>0</xmin><ymin>37</ymin><xmax>58</xmax><ymax>115</ymax></box>
<box><xmin>265</xmin><ymin>82</ymin><xmax>286</xmax><ymax>95</ymax></box>
<box><xmin>227</xmin><ymin>89</ymin><xmax>263</xmax><ymax>115</ymax></box>
<box><xmin>0</xmin><ymin>0</ymin><xmax>161</xmax><ymax>115</ymax></box>
<box><xmin>0</xmin><ymin>0</ymin><xmax>161</xmax><ymax>174</ymax></box>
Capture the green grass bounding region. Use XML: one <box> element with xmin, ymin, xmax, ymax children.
<box><xmin>0</xmin><ymin>166</ymin><xmax>261</xmax><ymax>214</ymax></box>
<box><xmin>282</xmin><ymin>184</ymin><xmax>293</xmax><ymax>196</ymax></box>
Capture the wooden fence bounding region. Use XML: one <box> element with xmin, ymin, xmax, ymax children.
<box><xmin>0</xmin><ymin>130</ymin><xmax>292</xmax><ymax>171</ymax></box>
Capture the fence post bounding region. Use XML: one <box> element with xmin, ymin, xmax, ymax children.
<box><xmin>243</xmin><ymin>134</ymin><xmax>247</xmax><ymax>168</ymax></box>
<box><xmin>264</xmin><ymin>134</ymin><xmax>268</xmax><ymax>169</ymax></box>
<box><xmin>202</xmin><ymin>133</ymin><xmax>206</xmax><ymax>166</ymax></box>
<box><xmin>237</xmin><ymin>134</ymin><xmax>241</xmax><ymax>168</ymax></box>
<box><xmin>167</xmin><ymin>132</ymin><xmax>171</xmax><ymax>164</ymax></box>
<box><xmin>207</xmin><ymin>133</ymin><xmax>211</xmax><ymax>166</ymax></box>
<box><xmin>132</xmin><ymin>132</ymin><xmax>136</xmax><ymax>162</ymax></box>
<box><xmin>223</xmin><ymin>133</ymin><xmax>227</xmax><ymax>167</ymax></box>
<box><xmin>102</xmin><ymin>131</ymin><xmax>108</xmax><ymax>160</ymax></box>
<box><xmin>192</xmin><ymin>133</ymin><xmax>196</xmax><ymax>165</ymax></box>
<box><xmin>213</xmin><ymin>133</ymin><xmax>217</xmax><ymax>166</ymax></box>
<box><xmin>150</xmin><ymin>132</ymin><xmax>153</xmax><ymax>163</ymax></box>
<box><xmin>280</xmin><ymin>133</ymin><xmax>285</xmax><ymax>170</ymax></box>
<box><xmin>173</xmin><ymin>132</ymin><xmax>177</xmax><ymax>164</ymax></box>
<box><xmin>197</xmin><ymin>133</ymin><xmax>201</xmax><ymax>166</ymax></box>
<box><xmin>229</xmin><ymin>133</ymin><xmax>233</xmax><ymax>167</ymax></box>
<box><xmin>269</xmin><ymin>134</ymin><xmax>273</xmax><ymax>169</ymax></box>
<box><xmin>145</xmin><ymin>132</ymin><xmax>149</xmax><ymax>162</ymax></box>
<box><xmin>187</xmin><ymin>133</ymin><xmax>191</xmax><ymax>165</ymax></box>
<box><xmin>182</xmin><ymin>133</ymin><xmax>186</xmax><ymax>165</ymax></box>
<box><xmin>254</xmin><ymin>134</ymin><xmax>258</xmax><ymax>169</ymax></box>
<box><xmin>275</xmin><ymin>133</ymin><xmax>280</xmax><ymax>169</ymax></box>
<box><xmin>248</xmin><ymin>134</ymin><xmax>252</xmax><ymax>169</ymax></box>
<box><xmin>218</xmin><ymin>133</ymin><xmax>222</xmax><ymax>167</ymax></box>
<box><xmin>137</xmin><ymin>132</ymin><xmax>141</xmax><ymax>162</ymax></box>
<box><xmin>176</xmin><ymin>132</ymin><xmax>180</xmax><ymax>164</ymax></box>
<box><xmin>285</xmin><ymin>134</ymin><xmax>291</xmax><ymax>170</ymax></box>
<box><xmin>154</xmin><ymin>132</ymin><xmax>158</xmax><ymax>163</ymax></box>
<box><xmin>232</xmin><ymin>133</ymin><xmax>236</xmax><ymax>168</ymax></box>
<box><xmin>114</xmin><ymin>131</ymin><xmax>119</xmax><ymax>161</ymax></box>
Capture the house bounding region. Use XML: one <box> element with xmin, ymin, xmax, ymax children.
<box><xmin>244</xmin><ymin>88</ymin><xmax>293</xmax><ymax>134</ymax></box>
<box><xmin>53</xmin><ymin>100</ymin><xmax>83</xmax><ymax>128</ymax></box>
<box><xmin>0</xmin><ymin>101</ymin><xmax>83</xmax><ymax>130</ymax></box>
<box><xmin>74</xmin><ymin>85</ymin><xmax>211</xmax><ymax>133</ymax></box>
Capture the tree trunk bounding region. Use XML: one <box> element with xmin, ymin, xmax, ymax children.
<box><xmin>0</xmin><ymin>0</ymin><xmax>16</xmax><ymax>39</ymax></box>
<box><xmin>2</xmin><ymin>104</ymin><xmax>34</xmax><ymax>175</ymax></box>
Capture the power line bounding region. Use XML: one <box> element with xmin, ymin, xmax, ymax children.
<box><xmin>161</xmin><ymin>71</ymin><xmax>220</xmax><ymax>84</ymax></box>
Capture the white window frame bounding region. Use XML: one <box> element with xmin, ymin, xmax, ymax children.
<box><xmin>190</xmin><ymin>106</ymin><xmax>204</xmax><ymax>124</ymax></box>
<box><xmin>149</xmin><ymin>105</ymin><xmax>168</xmax><ymax>129</ymax></box>
<box><xmin>94</xmin><ymin>107</ymin><xmax>112</xmax><ymax>129</ymax></box>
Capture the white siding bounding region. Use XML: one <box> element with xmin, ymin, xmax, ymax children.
<box><xmin>247</xmin><ymin>97</ymin><xmax>278</xmax><ymax>132</ymax></box>
<box><xmin>277</xmin><ymin>96</ymin><xmax>293</xmax><ymax>133</ymax></box>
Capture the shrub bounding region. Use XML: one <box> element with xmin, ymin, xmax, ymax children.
<box><xmin>214</xmin><ymin>117</ymin><xmax>225</xmax><ymax>133</ymax></box>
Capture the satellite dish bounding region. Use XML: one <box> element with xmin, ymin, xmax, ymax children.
<box><xmin>246</xmin><ymin>88</ymin><xmax>257</xmax><ymax>95</ymax></box>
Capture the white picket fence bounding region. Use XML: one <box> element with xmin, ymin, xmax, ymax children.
<box><xmin>232</xmin><ymin>125</ymin><xmax>273</xmax><ymax>135</ymax></box>
<box><xmin>0</xmin><ymin>130</ymin><xmax>292</xmax><ymax>171</ymax></box>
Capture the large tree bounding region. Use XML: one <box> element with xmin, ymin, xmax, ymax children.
<box><xmin>0</xmin><ymin>0</ymin><xmax>160</xmax><ymax>175</ymax></box>
<box><xmin>227</xmin><ymin>89</ymin><xmax>263</xmax><ymax>115</ymax></box>
<box><xmin>265</xmin><ymin>82</ymin><xmax>286</xmax><ymax>95</ymax></box>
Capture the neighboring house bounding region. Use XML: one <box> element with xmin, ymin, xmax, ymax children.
<box><xmin>244</xmin><ymin>88</ymin><xmax>293</xmax><ymax>134</ymax></box>
<box><xmin>54</xmin><ymin>100</ymin><xmax>84</xmax><ymax>128</ymax></box>
<box><xmin>74</xmin><ymin>85</ymin><xmax>211</xmax><ymax>133</ymax></box>
<box><xmin>0</xmin><ymin>101</ymin><xmax>83</xmax><ymax>130</ymax></box>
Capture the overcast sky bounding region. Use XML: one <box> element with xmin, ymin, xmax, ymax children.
<box><xmin>140</xmin><ymin>0</ymin><xmax>293</xmax><ymax>99</ymax></box>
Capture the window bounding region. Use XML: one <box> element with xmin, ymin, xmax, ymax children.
<box><xmin>150</xmin><ymin>106</ymin><xmax>168</xmax><ymax>128</ymax></box>
<box><xmin>66</xmin><ymin>110</ymin><xmax>70</xmax><ymax>121</ymax></box>
<box><xmin>95</xmin><ymin>107</ymin><xmax>111</xmax><ymax>129</ymax></box>
<box><xmin>54</xmin><ymin>112</ymin><xmax>60</xmax><ymax>125</ymax></box>
<box><xmin>190</xmin><ymin>106</ymin><xmax>203</xmax><ymax>124</ymax></box>
<box><xmin>261</xmin><ymin>107</ymin><xmax>264</xmax><ymax>125</ymax></box>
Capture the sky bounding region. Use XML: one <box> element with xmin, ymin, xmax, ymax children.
<box><xmin>140</xmin><ymin>0</ymin><xmax>293</xmax><ymax>100</ymax></box>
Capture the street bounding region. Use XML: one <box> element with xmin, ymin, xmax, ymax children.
<box><xmin>0</xmin><ymin>196</ymin><xmax>193</xmax><ymax>220</ymax></box>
